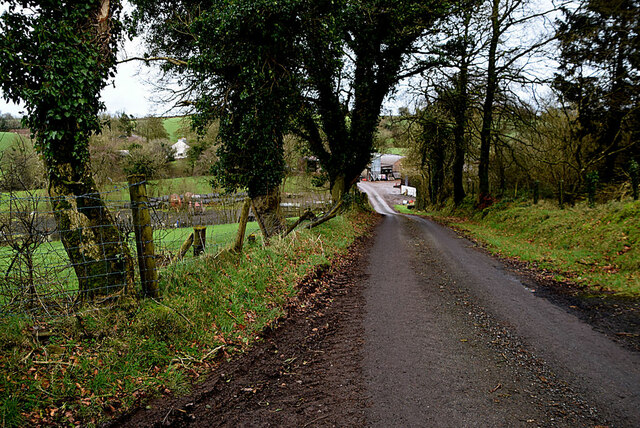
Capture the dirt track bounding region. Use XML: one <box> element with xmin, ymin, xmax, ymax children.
<box><xmin>114</xmin><ymin>182</ymin><xmax>640</xmax><ymax>427</ymax></box>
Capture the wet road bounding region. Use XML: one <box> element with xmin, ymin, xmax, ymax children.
<box><xmin>358</xmin><ymin>181</ymin><xmax>640</xmax><ymax>427</ymax></box>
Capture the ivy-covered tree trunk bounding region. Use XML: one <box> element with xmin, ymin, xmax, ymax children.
<box><xmin>0</xmin><ymin>1</ymin><xmax>135</xmax><ymax>298</ymax></box>
<box><xmin>47</xmin><ymin>157</ymin><xmax>134</xmax><ymax>298</ymax></box>
<box><xmin>415</xmin><ymin>173</ymin><xmax>429</xmax><ymax>211</ymax></box>
<box><xmin>252</xmin><ymin>187</ymin><xmax>285</xmax><ymax>239</ymax></box>
<box><xmin>330</xmin><ymin>174</ymin><xmax>348</xmax><ymax>204</ymax></box>
<box><xmin>451</xmin><ymin>12</ymin><xmax>471</xmax><ymax>205</ymax></box>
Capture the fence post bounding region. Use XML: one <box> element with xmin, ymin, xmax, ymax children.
<box><xmin>630</xmin><ymin>160</ymin><xmax>639</xmax><ymax>200</ymax></box>
<box><xmin>558</xmin><ymin>179</ymin><xmax>565</xmax><ymax>209</ymax></box>
<box><xmin>533</xmin><ymin>180</ymin><xmax>539</xmax><ymax>205</ymax></box>
<box><xmin>128</xmin><ymin>174</ymin><xmax>159</xmax><ymax>298</ymax></box>
<box><xmin>233</xmin><ymin>198</ymin><xmax>251</xmax><ymax>253</ymax></box>
<box><xmin>193</xmin><ymin>226</ymin><xmax>207</xmax><ymax>256</ymax></box>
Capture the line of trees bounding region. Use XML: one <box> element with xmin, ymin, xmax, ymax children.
<box><xmin>127</xmin><ymin>0</ymin><xmax>454</xmax><ymax>235</ymax></box>
<box><xmin>405</xmin><ymin>0</ymin><xmax>639</xmax><ymax>208</ymax></box>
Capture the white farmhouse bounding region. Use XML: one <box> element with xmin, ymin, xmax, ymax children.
<box><xmin>171</xmin><ymin>138</ymin><xmax>190</xmax><ymax>159</ymax></box>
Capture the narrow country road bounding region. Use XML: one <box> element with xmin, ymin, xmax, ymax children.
<box><xmin>358</xmin><ymin>181</ymin><xmax>640</xmax><ymax>427</ymax></box>
<box><xmin>118</xmin><ymin>182</ymin><xmax>639</xmax><ymax>427</ymax></box>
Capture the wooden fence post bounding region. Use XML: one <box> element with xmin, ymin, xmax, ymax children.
<box><xmin>128</xmin><ymin>174</ymin><xmax>158</xmax><ymax>298</ymax></box>
<box><xmin>233</xmin><ymin>198</ymin><xmax>251</xmax><ymax>253</ymax></box>
<box><xmin>193</xmin><ymin>226</ymin><xmax>207</xmax><ymax>256</ymax></box>
<box><xmin>558</xmin><ymin>179</ymin><xmax>565</xmax><ymax>209</ymax></box>
<box><xmin>533</xmin><ymin>180</ymin><xmax>539</xmax><ymax>205</ymax></box>
<box><xmin>178</xmin><ymin>233</ymin><xmax>194</xmax><ymax>260</ymax></box>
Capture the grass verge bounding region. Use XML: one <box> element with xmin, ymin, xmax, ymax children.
<box><xmin>0</xmin><ymin>208</ymin><xmax>376</xmax><ymax>427</ymax></box>
<box><xmin>396</xmin><ymin>198</ymin><xmax>639</xmax><ymax>296</ymax></box>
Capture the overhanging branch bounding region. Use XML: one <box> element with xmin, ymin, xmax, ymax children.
<box><xmin>117</xmin><ymin>56</ymin><xmax>188</xmax><ymax>67</ymax></box>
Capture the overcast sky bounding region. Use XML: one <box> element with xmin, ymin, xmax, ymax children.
<box><xmin>0</xmin><ymin>0</ymin><xmax>561</xmax><ymax>119</ymax></box>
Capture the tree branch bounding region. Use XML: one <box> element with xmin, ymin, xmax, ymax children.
<box><xmin>117</xmin><ymin>56</ymin><xmax>188</xmax><ymax>67</ymax></box>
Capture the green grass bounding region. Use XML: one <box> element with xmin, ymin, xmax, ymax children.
<box><xmin>384</xmin><ymin>147</ymin><xmax>408</xmax><ymax>156</ymax></box>
<box><xmin>0</xmin><ymin>208</ymin><xmax>375</xmax><ymax>427</ymax></box>
<box><xmin>402</xmin><ymin>198</ymin><xmax>640</xmax><ymax>296</ymax></box>
<box><xmin>162</xmin><ymin>117</ymin><xmax>188</xmax><ymax>142</ymax></box>
<box><xmin>155</xmin><ymin>222</ymin><xmax>262</xmax><ymax>256</ymax></box>
<box><xmin>0</xmin><ymin>132</ymin><xmax>21</xmax><ymax>151</ymax></box>
<box><xmin>394</xmin><ymin>204</ymin><xmax>415</xmax><ymax>214</ymax></box>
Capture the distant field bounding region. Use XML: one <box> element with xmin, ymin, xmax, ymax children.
<box><xmin>99</xmin><ymin>175</ymin><xmax>216</xmax><ymax>202</ymax></box>
<box><xmin>0</xmin><ymin>132</ymin><xmax>23</xmax><ymax>151</ymax></box>
<box><xmin>163</xmin><ymin>116</ymin><xmax>189</xmax><ymax>141</ymax></box>
<box><xmin>385</xmin><ymin>147</ymin><xmax>408</xmax><ymax>156</ymax></box>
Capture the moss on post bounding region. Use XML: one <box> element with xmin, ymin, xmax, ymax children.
<box><xmin>178</xmin><ymin>233</ymin><xmax>194</xmax><ymax>260</ymax></box>
<box><xmin>128</xmin><ymin>174</ymin><xmax>158</xmax><ymax>298</ymax></box>
<box><xmin>193</xmin><ymin>226</ymin><xmax>207</xmax><ymax>256</ymax></box>
<box><xmin>233</xmin><ymin>198</ymin><xmax>251</xmax><ymax>253</ymax></box>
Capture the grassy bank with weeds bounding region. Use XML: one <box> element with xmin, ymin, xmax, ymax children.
<box><xmin>397</xmin><ymin>198</ymin><xmax>639</xmax><ymax>296</ymax></box>
<box><xmin>0</xmin><ymin>208</ymin><xmax>376</xmax><ymax>427</ymax></box>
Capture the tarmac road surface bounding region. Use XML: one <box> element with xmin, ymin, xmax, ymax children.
<box><xmin>358</xmin><ymin>181</ymin><xmax>640</xmax><ymax>427</ymax></box>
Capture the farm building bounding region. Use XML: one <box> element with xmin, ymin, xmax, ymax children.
<box><xmin>363</xmin><ymin>153</ymin><xmax>404</xmax><ymax>181</ymax></box>
<box><xmin>172</xmin><ymin>138</ymin><xmax>190</xmax><ymax>159</ymax></box>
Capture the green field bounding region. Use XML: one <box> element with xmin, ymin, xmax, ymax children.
<box><xmin>0</xmin><ymin>220</ymin><xmax>262</xmax><ymax>312</ymax></box>
<box><xmin>98</xmin><ymin>176</ymin><xmax>216</xmax><ymax>203</ymax></box>
<box><xmin>384</xmin><ymin>147</ymin><xmax>408</xmax><ymax>156</ymax></box>
<box><xmin>0</xmin><ymin>132</ymin><xmax>25</xmax><ymax>151</ymax></box>
<box><xmin>162</xmin><ymin>116</ymin><xmax>189</xmax><ymax>142</ymax></box>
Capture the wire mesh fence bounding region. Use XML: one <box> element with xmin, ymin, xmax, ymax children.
<box><xmin>0</xmin><ymin>177</ymin><xmax>332</xmax><ymax>318</ymax></box>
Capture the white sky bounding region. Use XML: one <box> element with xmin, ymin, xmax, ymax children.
<box><xmin>0</xmin><ymin>0</ymin><xmax>563</xmax><ymax>119</ymax></box>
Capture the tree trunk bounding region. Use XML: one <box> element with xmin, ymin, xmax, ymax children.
<box><xmin>251</xmin><ymin>186</ymin><xmax>285</xmax><ymax>239</ymax></box>
<box><xmin>330</xmin><ymin>174</ymin><xmax>347</xmax><ymax>204</ymax></box>
<box><xmin>452</xmin><ymin>17</ymin><xmax>470</xmax><ymax>205</ymax></box>
<box><xmin>478</xmin><ymin>0</ymin><xmax>500</xmax><ymax>201</ymax></box>
<box><xmin>48</xmin><ymin>161</ymin><xmax>134</xmax><ymax>299</ymax></box>
<box><xmin>415</xmin><ymin>174</ymin><xmax>429</xmax><ymax>211</ymax></box>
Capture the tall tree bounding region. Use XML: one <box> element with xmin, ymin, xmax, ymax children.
<box><xmin>131</xmin><ymin>0</ymin><xmax>452</xmax><ymax>211</ymax></box>
<box><xmin>130</xmin><ymin>0</ymin><xmax>303</xmax><ymax>236</ymax></box>
<box><xmin>296</xmin><ymin>0</ymin><xmax>452</xmax><ymax>202</ymax></box>
<box><xmin>431</xmin><ymin>0</ymin><xmax>483</xmax><ymax>204</ymax></box>
<box><xmin>473</xmin><ymin>0</ymin><xmax>556</xmax><ymax>201</ymax></box>
<box><xmin>478</xmin><ymin>0</ymin><xmax>501</xmax><ymax>201</ymax></box>
<box><xmin>554</xmin><ymin>0</ymin><xmax>640</xmax><ymax>183</ymax></box>
<box><xmin>0</xmin><ymin>1</ymin><xmax>134</xmax><ymax>298</ymax></box>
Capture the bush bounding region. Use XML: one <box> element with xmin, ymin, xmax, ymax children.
<box><xmin>123</xmin><ymin>140</ymin><xmax>172</xmax><ymax>179</ymax></box>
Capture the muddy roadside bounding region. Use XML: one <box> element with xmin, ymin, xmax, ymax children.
<box><xmin>109</xmin><ymin>221</ymin><xmax>378</xmax><ymax>427</ymax></box>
